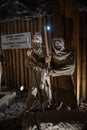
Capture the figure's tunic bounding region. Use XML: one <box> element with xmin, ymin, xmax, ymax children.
<box><xmin>25</xmin><ymin>49</ymin><xmax>52</xmax><ymax>109</ymax></box>
<box><xmin>50</xmin><ymin>51</ymin><xmax>75</xmax><ymax>90</ymax></box>
<box><xmin>50</xmin><ymin>51</ymin><xmax>78</xmax><ymax>109</ymax></box>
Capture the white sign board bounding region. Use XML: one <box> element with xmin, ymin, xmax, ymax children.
<box><xmin>1</xmin><ymin>32</ymin><xmax>31</xmax><ymax>49</ymax></box>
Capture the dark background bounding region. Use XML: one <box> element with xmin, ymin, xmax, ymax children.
<box><xmin>0</xmin><ymin>0</ymin><xmax>86</xmax><ymax>20</ymax></box>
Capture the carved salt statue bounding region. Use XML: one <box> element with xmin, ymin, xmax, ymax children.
<box><xmin>49</xmin><ymin>37</ymin><xmax>78</xmax><ymax>110</ymax></box>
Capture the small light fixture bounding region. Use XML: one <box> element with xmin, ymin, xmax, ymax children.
<box><xmin>20</xmin><ymin>85</ymin><xmax>24</xmax><ymax>91</ymax></box>
<box><xmin>45</xmin><ymin>24</ymin><xmax>54</xmax><ymax>32</ymax></box>
<box><xmin>46</xmin><ymin>25</ymin><xmax>51</xmax><ymax>31</ymax></box>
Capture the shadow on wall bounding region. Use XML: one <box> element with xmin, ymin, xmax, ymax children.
<box><xmin>51</xmin><ymin>0</ymin><xmax>74</xmax><ymax>50</ymax></box>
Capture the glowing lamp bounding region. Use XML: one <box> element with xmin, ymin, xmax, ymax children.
<box><xmin>20</xmin><ymin>85</ymin><xmax>24</xmax><ymax>91</ymax></box>
<box><xmin>45</xmin><ymin>24</ymin><xmax>54</xmax><ymax>32</ymax></box>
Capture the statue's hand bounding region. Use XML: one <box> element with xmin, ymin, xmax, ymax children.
<box><xmin>27</xmin><ymin>49</ymin><xmax>33</xmax><ymax>57</ymax></box>
<box><xmin>45</xmin><ymin>56</ymin><xmax>51</xmax><ymax>64</ymax></box>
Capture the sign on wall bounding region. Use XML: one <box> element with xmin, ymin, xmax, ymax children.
<box><xmin>1</xmin><ymin>32</ymin><xmax>31</xmax><ymax>49</ymax></box>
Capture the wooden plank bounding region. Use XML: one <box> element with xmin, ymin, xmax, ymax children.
<box><xmin>77</xmin><ymin>12</ymin><xmax>83</xmax><ymax>100</ymax></box>
<box><xmin>14</xmin><ymin>20</ymin><xmax>20</xmax><ymax>90</ymax></box>
<box><xmin>1</xmin><ymin>22</ymin><xmax>9</xmax><ymax>88</ymax></box>
<box><xmin>51</xmin><ymin>0</ymin><xmax>65</xmax><ymax>37</ymax></box>
<box><xmin>36</xmin><ymin>110</ymin><xmax>87</xmax><ymax>123</ymax></box>
<box><xmin>5</xmin><ymin>22</ymin><xmax>11</xmax><ymax>88</ymax></box>
<box><xmin>81</xmin><ymin>12</ymin><xmax>87</xmax><ymax>99</ymax></box>
<box><xmin>17</xmin><ymin>20</ymin><xmax>24</xmax><ymax>88</ymax></box>
<box><xmin>30</xmin><ymin>20</ymin><xmax>36</xmax><ymax>87</ymax></box>
<box><xmin>46</xmin><ymin>16</ymin><xmax>53</xmax><ymax>51</ymax></box>
<box><xmin>9</xmin><ymin>21</ymin><xmax>15</xmax><ymax>89</ymax></box>
<box><xmin>86</xmin><ymin>13</ymin><xmax>87</xmax><ymax>99</ymax></box>
<box><xmin>22</xmin><ymin>20</ymin><xmax>28</xmax><ymax>89</ymax></box>
<box><xmin>38</xmin><ymin>17</ymin><xmax>42</xmax><ymax>33</ymax></box>
<box><xmin>25</xmin><ymin>20</ymin><xmax>30</xmax><ymax>89</ymax></box>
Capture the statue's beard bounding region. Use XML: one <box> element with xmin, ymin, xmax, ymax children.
<box><xmin>53</xmin><ymin>44</ymin><xmax>65</xmax><ymax>54</ymax></box>
<box><xmin>33</xmin><ymin>42</ymin><xmax>40</xmax><ymax>49</ymax></box>
<box><xmin>33</xmin><ymin>42</ymin><xmax>42</xmax><ymax>54</ymax></box>
<box><xmin>34</xmin><ymin>45</ymin><xmax>40</xmax><ymax>50</ymax></box>
<box><xmin>54</xmin><ymin>44</ymin><xmax>62</xmax><ymax>51</ymax></box>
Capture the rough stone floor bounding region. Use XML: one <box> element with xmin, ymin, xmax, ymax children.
<box><xmin>0</xmin><ymin>91</ymin><xmax>87</xmax><ymax>130</ymax></box>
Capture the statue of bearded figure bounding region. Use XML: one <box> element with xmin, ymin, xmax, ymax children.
<box><xmin>25</xmin><ymin>32</ymin><xmax>52</xmax><ymax>111</ymax></box>
<box><xmin>49</xmin><ymin>37</ymin><xmax>78</xmax><ymax>110</ymax></box>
